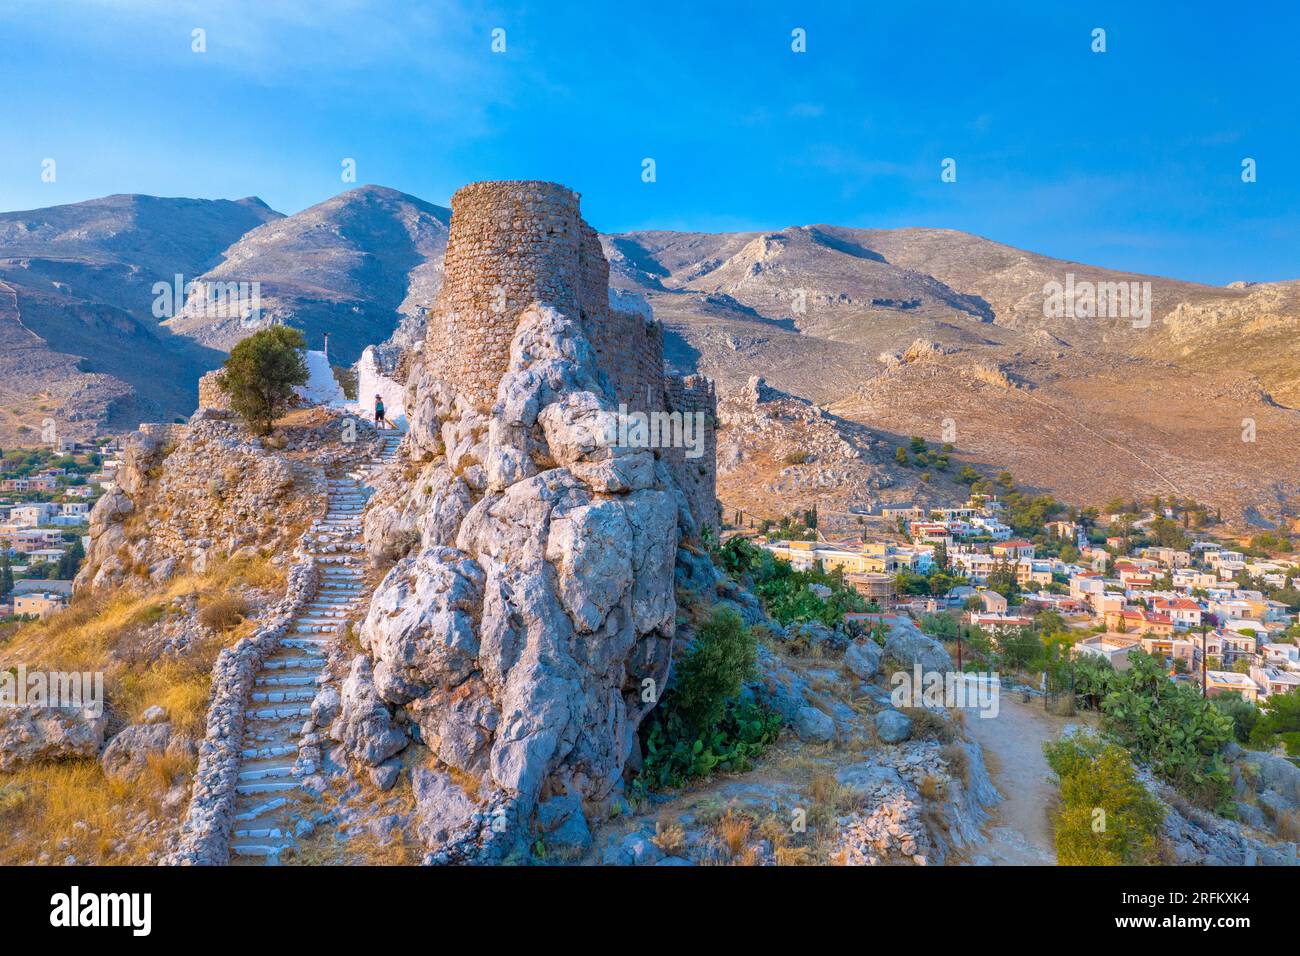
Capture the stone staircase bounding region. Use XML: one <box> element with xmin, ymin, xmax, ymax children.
<box><xmin>229</xmin><ymin>429</ymin><xmax>404</xmax><ymax>863</ymax></box>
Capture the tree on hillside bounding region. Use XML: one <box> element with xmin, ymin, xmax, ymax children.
<box><xmin>0</xmin><ymin>552</ymin><xmax>13</xmax><ymax>600</ymax></box>
<box><xmin>56</xmin><ymin>538</ymin><xmax>84</xmax><ymax>580</ymax></box>
<box><xmin>219</xmin><ymin>325</ymin><xmax>309</xmax><ymax>435</ymax></box>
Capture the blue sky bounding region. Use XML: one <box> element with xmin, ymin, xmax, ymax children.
<box><xmin>0</xmin><ymin>0</ymin><xmax>1296</xmax><ymax>284</ymax></box>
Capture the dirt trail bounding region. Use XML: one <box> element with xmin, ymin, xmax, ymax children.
<box><xmin>963</xmin><ymin>692</ymin><xmax>1094</xmax><ymax>865</ymax></box>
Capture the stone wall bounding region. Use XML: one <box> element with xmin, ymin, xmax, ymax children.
<box><xmin>196</xmin><ymin>369</ymin><xmax>230</xmax><ymax>412</ymax></box>
<box><xmin>590</xmin><ymin>306</ymin><xmax>666</xmax><ymax>412</ymax></box>
<box><xmin>664</xmin><ymin>373</ymin><xmax>720</xmax><ymax>535</ymax></box>
<box><xmin>169</xmin><ymin>555</ymin><xmax>320</xmax><ymax>865</ymax></box>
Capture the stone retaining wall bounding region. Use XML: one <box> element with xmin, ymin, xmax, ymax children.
<box><xmin>168</xmin><ymin>553</ymin><xmax>320</xmax><ymax>865</ymax></box>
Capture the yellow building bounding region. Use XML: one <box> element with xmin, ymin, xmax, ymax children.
<box><xmin>13</xmin><ymin>592</ymin><xmax>68</xmax><ymax>620</ymax></box>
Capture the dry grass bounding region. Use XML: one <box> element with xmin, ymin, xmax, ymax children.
<box><xmin>0</xmin><ymin>552</ymin><xmax>287</xmax><ymax>863</ymax></box>
<box><xmin>918</xmin><ymin>774</ymin><xmax>946</xmax><ymax>801</ymax></box>
<box><xmin>198</xmin><ymin>593</ymin><xmax>250</xmax><ymax>633</ymax></box>
<box><xmin>940</xmin><ymin>743</ymin><xmax>970</xmax><ymax>787</ymax></box>
<box><xmin>1270</xmin><ymin>808</ymin><xmax>1300</xmax><ymax>843</ymax></box>
<box><xmin>0</xmin><ymin>751</ymin><xmax>194</xmax><ymax>865</ymax></box>
<box><xmin>807</xmin><ymin>771</ymin><xmax>857</xmax><ymax>828</ymax></box>
<box><xmin>774</xmin><ymin>845</ymin><xmax>816</xmax><ymax>865</ymax></box>
<box><xmin>652</xmin><ymin>819</ymin><xmax>687</xmax><ymax>855</ymax></box>
<box><xmin>716</xmin><ymin>810</ymin><xmax>752</xmax><ymax>858</ymax></box>
<box><xmin>897</xmin><ymin>707</ymin><xmax>957</xmax><ymax>742</ymax></box>
<box><xmin>732</xmin><ymin>845</ymin><xmax>761</xmax><ymax>866</ymax></box>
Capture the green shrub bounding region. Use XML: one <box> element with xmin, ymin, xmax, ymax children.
<box><xmin>1212</xmin><ymin>692</ymin><xmax>1259</xmax><ymax>744</ymax></box>
<box><xmin>673</xmin><ymin>607</ymin><xmax>757</xmax><ymax>733</ymax></box>
<box><xmin>632</xmin><ymin>607</ymin><xmax>780</xmax><ymax>795</ymax></box>
<box><xmin>219</xmin><ymin>325</ymin><xmax>309</xmax><ymax>435</ymax></box>
<box><xmin>1249</xmin><ymin>690</ymin><xmax>1300</xmax><ymax>752</ymax></box>
<box><xmin>634</xmin><ymin>697</ymin><xmax>781</xmax><ymax>795</ymax></box>
<box><xmin>1044</xmin><ymin>735</ymin><xmax>1164</xmax><ymax>865</ymax></box>
<box><xmin>1101</xmin><ymin>652</ymin><xmax>1234</xmax><ymax>810</ymax></box>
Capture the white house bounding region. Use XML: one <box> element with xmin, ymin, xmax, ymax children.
<box><xmin>9</xmin><ymin>503</ymin><xmax>57</xmax><ymax>527</ymax></box>
<box><xmin>1261</xmin><ymin>644</ymin><xmax>1300</xmax><ymax>669</ymax></box>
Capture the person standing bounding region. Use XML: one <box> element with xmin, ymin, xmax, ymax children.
<box><xmin>374</xmin><ymin>394</ymin><xmax>386</xmax><ymax>429</ymax></box>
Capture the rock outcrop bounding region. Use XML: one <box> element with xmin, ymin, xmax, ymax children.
<box><xmin>76</xmin><ymin>416</ymin><xmax>344</xmax><ymax>592</ymax></box>
<box><xmin>0</xmin><ymin>705</ymin><xmax>107</xmax><ymax>772</ymax></box>
<box><xmin>355</xmin><ymin>181</ymin><xmax>718</xmax><ymax>863</ymax></box>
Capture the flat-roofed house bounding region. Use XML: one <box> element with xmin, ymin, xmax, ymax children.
<box><xmin>1205</xmin><ymin>670</ymin><xmax>1259</xmax><ymax>702</ymax></box>
<box><xmin>1074</xmin><ymin>634</ymin><xmax>1141</xmax><ymax>670</ymax></box>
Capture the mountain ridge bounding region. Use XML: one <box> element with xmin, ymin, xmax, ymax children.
<box><xmin>2</xmin><ymin>186</ymin><xmax>1296</xmax><ymax>524</ymax></box>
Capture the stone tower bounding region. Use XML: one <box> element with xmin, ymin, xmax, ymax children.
<box><xmin>421</xmin><ymin>178</ymin><xmax>718</xmax><ymax>533</ymax></box>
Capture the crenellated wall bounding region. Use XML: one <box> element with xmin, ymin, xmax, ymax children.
<box><xmin>664</xmin><ymin>373</ymin><xmax>720</xmax><ymax>535</ymax></box>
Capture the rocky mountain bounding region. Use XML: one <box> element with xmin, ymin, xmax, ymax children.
<box><xmin>4</xmin><ymin>186</ymin><xmax>1297</xmax><ymax>523</ymax></box>
<box><xmin>602</xmin><ymin>226</ymin><xmax>1300</xmax><ymax>525</ymax></box>
<box><xmin>0</xmin><ymin>194</ymin><xmax>280</xmax><ymax>442</ymax></box>
<box><xmin>716</xmin><ymin>374</ymin><xmax>972</xmax><ymax>529</ymax></box>
<box><xmin>163</xmin><ymin>185</ymin><xmax>450</xmax><ymax>363</ymax></box>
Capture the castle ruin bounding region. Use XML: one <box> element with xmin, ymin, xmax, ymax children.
<box><xmin>424</xmin><ymin>179</ymin><xmax>718</xmax><ymax>532</ymax></box>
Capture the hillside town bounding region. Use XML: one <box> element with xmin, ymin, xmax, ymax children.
<box><xmin>757</xmin><ymin>489</ymin><xmax>1300</xmax><ymax>705</ymax></box>
<box><xmin>0</xmin><ymin>441</ymin><xmax>115</xmax><ymax>620</ymax></box>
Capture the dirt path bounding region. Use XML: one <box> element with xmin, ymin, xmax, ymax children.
<box><xmin>963</xmin><ymin>692</ymin><xmax>1094</xmax><ymax>865</ymax></box>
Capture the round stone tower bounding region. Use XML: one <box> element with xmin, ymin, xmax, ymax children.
<box><xmin>425</xmin><ymin>180</ymin><xmax>591</xmax><ymax>410</ymax></box>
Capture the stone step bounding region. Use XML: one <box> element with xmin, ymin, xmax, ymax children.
<box><xmin>240</xmin><ymin>743</ymin><xmax>298</xmax><ymax>760</ymax></box>
<box><xmin>233</xmin><ymin>826</ymin><xmax>287</xmax><ymax>841</ymax></box>
<box><xmin>254</xmin><ymin>673</ymin><xmax>319</xmax><ymax>688</ymax></box>
<box><xmin>250</xmin><ymin>688</ymin><xmax>316</xmax><ymax>704</ymax></box>
<box><xmin>242</xmin><ymin>723</ymin><xmax>307</xmax><ymax>743</ymax></box>
<box><xmin>239</xmin><ymin>763</ymin><xmax>295</xmax><ymax>782</ymax></box>
<box><xmin>282</xmin><ymin>638</ymin><xmax>330</xmax><ymax>650</ymax></box>
<box><xmin>233</xmin><ymin>796</ymin><xmax>288</xmax><ymax>822</ymax></box>
<box><xmin>245</xmin><ymin>704</ymin><xmax>313</xmax><ymax>720</ymax></box>
<box><xmin>262</xmin><ymin>656</ymin><xmax>326</xmax><ymax>671</ymax></box>
<box><xmin>234</xmin><ymin>780</ymin><xmax>299</xmax><ymax>796</ymax></box>
<box><xmin>230</xmin><ymin>842</ymin><xmax>293</xmax><ymax>858</ymax></box>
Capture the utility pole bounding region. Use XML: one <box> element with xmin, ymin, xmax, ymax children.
<box><xmin>1200</xmin><ymin>621</ymin><xmax>1208</xmax><ymax>699</ymax></box>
